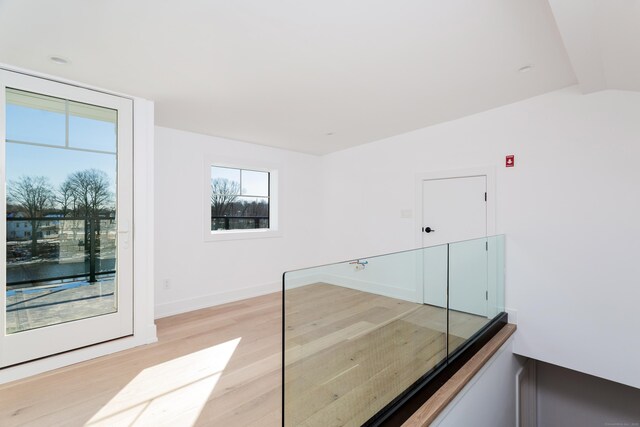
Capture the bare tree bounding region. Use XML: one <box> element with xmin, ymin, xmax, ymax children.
<box><xmin>65</xmin><ymin>169</ymin><xmax>113</xmax><ymax>217</ymax></box>
<box><xmin>56</xmin><ymin>180</ymin><xmax>77</xmax><ymax>217</ymax></box>
<box><xmin>7</xmin><ymin>176</ymin><xmax>54</xmax><ymax>256</ymax></box>
<box><xmin>211</xmin><ymin>178</ymin><xmax>240</xmax><ymax>217</ymax></box>
<box><xmin>61</xmin><ymin>169</ymin><xmax>114</xmax><ymax>281</ymax></box>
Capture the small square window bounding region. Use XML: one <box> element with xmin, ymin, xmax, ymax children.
<box><xmin>206</xmin><ymin>163</ymin><xmax>279</xmax><ymax>241</ymax></box>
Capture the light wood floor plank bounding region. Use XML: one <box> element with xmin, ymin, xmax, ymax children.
<box><xmin>284</xmin><ymin>285</ymin><xmax>487</xmax><ymax>426</ymax></box>
<box><xmin>0</xmin><ymin>292</ymin><xmax>282</xmax><ymax>427</ymax></box>
<box><xmin>1</xmin><ymin>284</ymin><xmax>490</xmax><ymax>427</ymax></box>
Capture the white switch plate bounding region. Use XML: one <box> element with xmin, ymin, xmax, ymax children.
<box><xmin>400</xmin><ymin>209</ymin><xmax>413</xmax><ymax>218</ymax></box>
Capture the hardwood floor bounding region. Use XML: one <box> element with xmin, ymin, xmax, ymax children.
<box><xmin>0</xmin><ymin>292</ymin><xmax>282</xmax><ymax>427</ymax></box>
<box><xmin>0</xmin><ymin>284</ymin><xmax>488</xmax><ymax>427</ymax></box>
<box><xmin>284</xmin><ymin>284</ymin><xmax>488</xmax><ymax>427</ymax></box>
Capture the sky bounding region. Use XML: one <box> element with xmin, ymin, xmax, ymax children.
<box><xmin>5</xmin><ymin>104</ymin><xmax>117</xmax><ymax>193</ymax></box>
<box><xmin>211</xmin><ymin>166</ymin><xmax>269</xmax><ymax>198</ymax></box>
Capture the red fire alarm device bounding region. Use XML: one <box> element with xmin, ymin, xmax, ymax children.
<box><xmin>506</xmin><ymin>155</ymin><xmax>515</xmax><ymax>167</ymax></box>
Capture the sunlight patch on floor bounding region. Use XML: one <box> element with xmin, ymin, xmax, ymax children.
<box><xmin>85</xmin><ymin>338</ymin><xmax>241</xmax><ymax>427</ymax></box>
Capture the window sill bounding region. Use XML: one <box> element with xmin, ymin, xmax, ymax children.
<box><xmin>204</xmin><ymin>228</ymin><xmax>282</xmax><ymax>242</ymax></box>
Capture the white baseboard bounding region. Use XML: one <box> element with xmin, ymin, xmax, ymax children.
<box><xmin>144</xmin><ymin>323</ymin><xmax>158</xmax><ymax>343</ymax></box>
<box><xmin>154</xmin><ymin>281</ymin><xmax>281</xmax><ymax>319</ymax></box>
<box><xmin>286</xmin><ymin>273</ymin><xmax>417</xmax><ymax>302</ymax></box>
<box><xmin>155</xmin><ymin>273</ymin><xmax>417</xmax><ymax>320</ymax></box>
<box><xmin>328</xmin><ymin>275</ymin><xmax>416</xmax><ymax>302</ymax></box>
<box><xmin>0</xmin><ymin>328</ymin><xmax>158</xmax><ymax>385</ymax></box>
<box><xmin>284</xmin><ymin>273</ymin><xmax>326</xmax><ymax>289</ymax></box>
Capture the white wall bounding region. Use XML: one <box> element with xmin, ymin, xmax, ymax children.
<box><xmin>154</xmin><ymin>126</ymin><xmax>323</xmax><ymax>317</ymax></box>
<box><xmin>153</xmin><ymin>86</ymin><xmax>640</xmax><ymax>390</ymax></box>
<box><xmin>320</xmin><ymin>87</ymin><xmax>640</xmax><ymax>389</ymax></box>
<box><xmin>431</xmin><ymin>337</ymin><xmax>524</xmax><ymax>427</ymax></box>
<box><xmin>536</xmin><ymin>361</ymin><xmax>640</xmax><ymax>426</ymax></box>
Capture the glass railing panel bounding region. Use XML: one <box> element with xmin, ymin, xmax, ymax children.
<box><xmin>447</xmin><ymin>237</ymin><xmax>491</xmax><ymax>354</ymax></box>
<box><xmin>6</xmin><ymin>217</ymin><xmax>117</xmax><ymax>334</ymax></box>
<box><xmin>283</xmin><ymin>235</ymin><xmax>506</xmax><ymax>426</ymax></box>
<box><xmin>284</xmin><ymin>246</ymin><xmax>448</xmax><ymax>427</ymax></box>
<box><xmin>487</xmin><ymin>234</ymin><xmax>506</xmax><ymax>316</ymax></box>
<box><xmin>447</xmin><ymin>235</ymin><xmax>505</xmax><ymax>357</ymax></box>
<box><xmin>97</xmin><ymin>219</ymin><xmax>117</xmax><ymax>274</ymax></box>
<box><xmin>423</xmin><ymin>243</ymin><xmax>448</xmax><ymax>308</ymax></box>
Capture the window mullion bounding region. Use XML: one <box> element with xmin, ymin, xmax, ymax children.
<box><xmin>210</xmin><ymin>165</ymin><xmax>272</xmax><ymax>233</ymax></box>
<box><xmin>65</xmin><ymin>99</ymin><xmax>69</xmax><ymax>148</ymax></box>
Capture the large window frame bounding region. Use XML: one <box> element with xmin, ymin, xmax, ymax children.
<box><xmin>203</xmin><ymin>158</ymin><xmax>281</xmax><ymax>242</ymax></box>
<box><xmin>0</xmin><ymin>68</ymin><xmax>134</xmax><ymax>368</ymax></box>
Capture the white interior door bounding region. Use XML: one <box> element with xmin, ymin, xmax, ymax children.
<box><xmin>422</xmin><ymin>176</ymin><xmax>488</xmax><ymax>316</ymax></box>
<box><xmin>0</xmin><ymin>70</ymin><xmax>133</xmax><ymax>367</ymax></box>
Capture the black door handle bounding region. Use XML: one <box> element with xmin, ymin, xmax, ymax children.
<box><xmin>423</xmin><ymin>227</ymin><xmax>435</xmax><ymax>233</ymax></box>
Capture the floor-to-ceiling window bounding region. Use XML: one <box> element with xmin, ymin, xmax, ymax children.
<box><xmin>1</xmin><ymin>70</ymin><xmax>133</xmax><ymax>367</ymax></box>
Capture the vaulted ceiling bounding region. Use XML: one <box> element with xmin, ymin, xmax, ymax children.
<box><xmin>548</xmin><ymin>0</ymin><xmax>640</xmax><ymax>93</ymax></box>
<box><xmin>0</xmin><ymin>1</ymin><xmax>637</xmax><ymax>154</ymax></box>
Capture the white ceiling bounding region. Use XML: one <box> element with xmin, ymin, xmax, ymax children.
<box><xmin>548</xmin><ymin>0</ymin><xmax>640</xmax><ymax>93</ymax></box>
<box><xmin>0</xmin><ymin>1</ymin><xmax>632</xmax><ymax>155</ymax></box>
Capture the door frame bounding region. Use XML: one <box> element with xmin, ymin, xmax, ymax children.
<box><xmin>0</xmin><ymin>69</ymin><xmax>135</xmax><ymax>367</ymax></box>
<box><xmin>0</xmin><ymin>63</ymin><xmax>156</xmax><ymax>384</ymax></box>
<box><xmin>413</xmin><ymin>166</ymin><xmax>497</xmax><ymax>304</ymax></box>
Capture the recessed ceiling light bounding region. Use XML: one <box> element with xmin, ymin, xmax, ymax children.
<box><xmin>518</xmin><ymin>65</ymin><xmax>534</xmax><ymax>73</ymax></box>
<box><xmin>49</xmin><ymin>56</ymin><xmax>69</xmax><ymax>65</ymax></box>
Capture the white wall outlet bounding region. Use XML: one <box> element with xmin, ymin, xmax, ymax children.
<box><xmin>354</xmin><ymin>264</ymin><xmax>365</xmax><ymax>271</ymax></box>
<box><xmin>162</xmin><ymin>279</ymin><xmax>171</xmax><ymax>290</ymax></box>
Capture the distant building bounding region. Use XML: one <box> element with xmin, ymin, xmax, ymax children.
<box><xmin>6</xmin><ymin>213</ymin><xmax>62</xmax><ymax>240</ymax></box>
